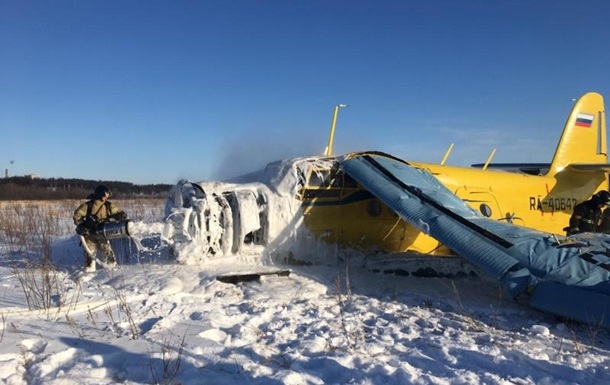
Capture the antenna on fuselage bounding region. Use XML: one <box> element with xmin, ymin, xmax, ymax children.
<box><xmin>440</xmin><ymin>143</ymin><xmax>454</xmax><ymax>165</ymax></box>
<box><xmin>482</xmin><ymin>149</ymin><xmax>497</xmax><ymax>170</ymax></box>
<box><xmin>324</xmin><ymin>103</ymin><xmax>349</xmax><ymax>156</ymax></box>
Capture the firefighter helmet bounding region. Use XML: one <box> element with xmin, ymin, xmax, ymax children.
<box><xmin>592</xmin><ymin>190</ymin><xmax>610</xmax><ymax>205</ymax></box>
<box><xmin>90</xmin><ymin>185</ymin><xmax>112</xmax><ymax>199</ymax></box>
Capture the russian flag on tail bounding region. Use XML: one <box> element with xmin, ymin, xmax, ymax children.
<box><xmin>575</xmin><ymin>113</ymin><xmax>595</xmax><ymax>128</ymax></box>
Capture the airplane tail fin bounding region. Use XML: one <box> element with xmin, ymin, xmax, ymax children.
<box><xmin>548</xmin><ymin>92</ymin><xmax>607</xmax><ymax>175</ymax></box>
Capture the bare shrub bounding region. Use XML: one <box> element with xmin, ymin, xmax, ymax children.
<box><xmin>332</xmin><ymin>259</ymin><xmax>365</xmax><ymax>352</ymax></box>
<box><xmin>148</xmin><ymin>333</ymin><xmax>186</xmax><ymax>385</ymax></box>
<box><xmin>113</xmin><ymin>286</ymin><xmax>140</xmax><ymax>340</ymax></box>
<box><xmin>0</xmin><ymin>202</ymin><xmax>68</xmax><ymax>313</ymax></box>
<box><xmin>11</xmin><ymin>260</ymin><xmax>61</xmax><ymax>312</ymax></box>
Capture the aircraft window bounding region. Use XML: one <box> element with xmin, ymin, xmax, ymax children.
<box><xmin>330</xmin><ymin>170</ymin><xmax>343</xmax><ymax>188</ymax></box>
<box><xmin>343</xmin><ymin>174</ymin><xmax>358</xmax><ymax>188</ymax></box>
<box><xmin>480</xmin><ymin>204</ymin><xmax>492</xmax><ymax>217</ymax></box>
<box><xmin>308</xmin><ymin>170</ymin><xmax>331</xmax><ymax>188</ymax></box>
<box><xmin>306</xmin><ymin>168</ymin><xmax>348</xmax><ymax>190</ymax></box>
<box><xmin>307</xmin><ymin>171</ymin><xmax>320</xmax><ymax>187</ymax></box>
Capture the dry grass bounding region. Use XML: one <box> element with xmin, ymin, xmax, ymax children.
<box><xmin>0</xmin><ymin>199</ymin><xmax>165</xmax><ymax>313</ymax></box>
<box><xmin>0</xmin><ymin>199</ymin><xmax>165</xmax><ymax>238</ymax></box>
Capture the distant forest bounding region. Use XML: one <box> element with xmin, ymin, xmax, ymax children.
<box><xmin>0</xmin><ymin>176</ymin><xmax>173</xmax><ymax>200</ymax></box>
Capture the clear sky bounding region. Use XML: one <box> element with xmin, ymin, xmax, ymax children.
<box><xmin>2</xmin><ymin>1</ymin><xmax>610</xmax><ymax>184</ymax></box>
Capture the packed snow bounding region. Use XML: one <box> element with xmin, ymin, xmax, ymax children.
<box><xmin>0</xmin><ymin>188</ymin><xmax>609</xmax><ymax>384</ymax></box>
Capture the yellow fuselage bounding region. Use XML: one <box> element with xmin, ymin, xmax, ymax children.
<box><xmin>300</xmin><ymin>158</ymin><xmax>608</xmax><ymax>255</ymax></box>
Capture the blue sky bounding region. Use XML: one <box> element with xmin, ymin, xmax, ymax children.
<box><xmin>2</xmin><ymin>1</ymin><xmax>610</xmax><ymax>184</ymax></box>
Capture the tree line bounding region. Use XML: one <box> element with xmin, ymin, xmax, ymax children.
<box><xmin>0</xmin><ymin>176</ymin><xmax>173</xmax><ymax>200</ymax></box>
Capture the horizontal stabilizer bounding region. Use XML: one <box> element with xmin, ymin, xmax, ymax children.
<box><xmin>471</xmin><ymin>163</ymin><xmax>550</xmax><ymax>175</ymax></box>
<box><xmin>530</xmin><ymin>281</ymin><xmax>610</xmax><ymax>328</ymax></box>
<box><xmin>472</xmin><ymin>162</ymin><xmax>610</xmax><ymax>175</ymax></box>
<box><xmin>565</xmin><ymin>163</ymin><xmax>610</xmax><ymax>172</ymax></box>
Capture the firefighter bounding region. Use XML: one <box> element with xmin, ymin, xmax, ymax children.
<box><xmin>566</xmin><ymin>190</ymin><xmax>610</xmax><ymax>235</ymax></box>
<box><xmin>73</xmin><ymin>185</ymin><xmax>128</xmax><ymax>272</ymax></box>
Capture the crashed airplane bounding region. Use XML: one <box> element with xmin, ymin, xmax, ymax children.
<box><xmin>163</xmin><ymin>92</ymin><xmax>610</xmax><ymax>327</ymax></box>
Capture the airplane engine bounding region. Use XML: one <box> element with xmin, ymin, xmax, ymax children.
<box><xmin>162</xmin><ymin>179</ymin><xmax>272</xmax><ymax>263</ymax></box>
<box><xmin>161</xmin><ymin>156</ymin><xmax>353</xmax><ymax>264</ymax></box>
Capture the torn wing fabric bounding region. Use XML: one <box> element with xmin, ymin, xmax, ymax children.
<box><xmin>341</xmin><ymin>153</ymin><xmax>532</xmax><ymax>298</ymax></box>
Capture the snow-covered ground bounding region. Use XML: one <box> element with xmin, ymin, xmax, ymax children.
<box><xmin>0</xmin><ymin>200</ymin><xmax>609</xmax><ymax>385</ymax></box>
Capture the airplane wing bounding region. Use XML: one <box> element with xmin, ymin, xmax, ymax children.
<box><xmin>470</xmin><ymin>162</ymin><xmax>610</xmax><ymax>174</ymax></box>
<box><xmin>341</xmin><ymin>153</ymin><xmax>610</xmax><ymax>328</ymax></box>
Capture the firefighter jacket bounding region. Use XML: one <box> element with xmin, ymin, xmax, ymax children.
<box><xmin>568</xmin><ymin>200</ymin><xmax>603</xmax><ymax>234</ymax></box>
<box><xmin>73</xmin><ymin>199</ymin><xmax>124</xmax><ymax>226</ymax></box>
